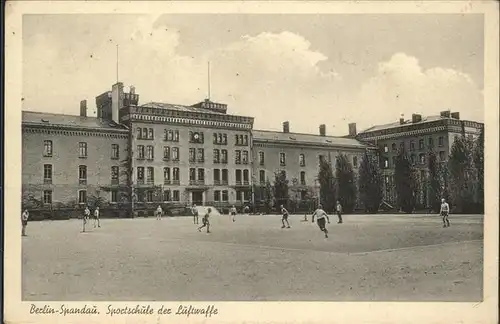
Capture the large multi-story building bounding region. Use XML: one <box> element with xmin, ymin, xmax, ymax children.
<box><xmin>21</xmin><ymin>82</ymin><xmax>483</xmax><ymax>214</ymax></box>
<box><xmin>356</xmin><ymin>112</ymin><xmax>484</xmax><ymax>207</ymax></box>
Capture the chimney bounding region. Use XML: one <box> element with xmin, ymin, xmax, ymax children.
<box><xmin>412</xmin><ymin>114</ymin><xmax>422</xmax><ymax>123</ymax></box>
<box><xmin>451</xmin><ymin>112</ymin><xmax>460</xmax><ymax>120</ymax></box>
<box><xmin>283</xmin><ymin>121</ymin><xmax>290</xmax><ymax>133</ymax></box>
<box><xmin>348</xmin><ymin>123</ymin><xmax>357</xmax><ymax>137</ymax></box>
<box><xmin>399</xmin><ymin>118</ymin><xmax>405</xmax><ymax>125</ymax></box>
<box><xmin>80</xmin><ymin>100</ymin><xmax>87</xmax><ymax>117</ymax></box>
<box><xmin>440</xmin><ymin>110</ymin><xmax>451</xmax><ymax>118</ymax></box>
<box><xmin>111</xmin><ymin>82</ymin><xmax>124</xmax><ymax>124</ymax></box>
<box><xmin>319</xmin><ymin>124</ymin><xmax>326</xmax><ymax>136</ymax></box>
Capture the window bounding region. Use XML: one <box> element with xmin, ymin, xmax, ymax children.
<box><xmin>43</xmin><ymin>140</ymin><xmax>53</xmax><ymax>157</ymax></box>
<box><xmin>244</xmin><ymin>135</ymin><xmax>248</xmax><ymax>145</ymax></box>
<box><xmin>78</xmin><ymin>190</ymin><xmax>87</xmax><ymax>204</ymax></box>
<box><xmin>213</xmin><ymin>149</ymin><xmax>220</xmax><ymax>163</ymax></box>
<box><xmin>172</xmin><ymin>190</ymin><xmax>180</xmax><ymax>201</ymax></box>
<box><xmin>43</xmin><ymin>164</ymin><xmax>52</xmax><ymax>183</ymax></box>
<box><xmin>148</xmin><ymin>128</ymin><xmax>153</xmax><ymax>140</ymax></box>
<box><xmin>214</xmin><ymin>169</ymin><xmax>220</xmax><ymax>183</ymax></box>
<box><xmin>146</xmin><ymin>191</ymin><xmax>154</xmax><ymax>202</ymax></box>
<box><xmin>214</xmin><ymin>191</ymin><xmax>221</xmax><ymax>202</ymax></box>
<box><xmin>400</xmin><ymin>142</ymin><xmax>405</xmax><ymax>150</ymax></box>
<box><xmin>410</xmin><ymin>154</ymin><xmax>416</xmax><ymax>165</ymax></box>
<box><xmin>146</xmin><ymin>146</ymin><xmax>154</xmax><ymax>160</ymax></box>
<box><xmin>189</xmin><ymin>168</ymin><xmax>196</xmax><ymax>181</ymax></box>
<box><xmin>163</xmin><ymin>146</ymin><xmax>170</xmax><ymax>161</ymax></box>
<box><xmin>438</xmin><ymin>136</ymin><xmax>444</xmax><ymax>147</ymax></box>
<box><xmin>174</xmin><ymin>130</ymin><xmax>179</xmax><ymax>142</ymax></box>
<box><xmin>222</xmin><ymin>169</ymin><xmax>228</xmax><ymax>184</ymax></box>
<box><xmin>391</xmin><ymin>143</ymin><xmax>397</xmax><ymax>151</ymax></box>
<box><xmin>163</xmin><ymin>190</ymin><xmax>171</xmax><ymax>202</ymax></box>
<box><xmin>221</xmin><ymin>150</ymin><xmax>228</xmax><ymax>163</ymax></box>
<box><xmin>173</xmin><ymin>168</ymin><xmax>180</xmax><ymax>181</ymax></box>
<box><xmin>383</xmin><ymin>158</ymin><xmax>388</xmax><ymax>168</ymax></box>
<box><xmin>111</xmin><ymin>191</ymin><xmax>118</xmax><ymax>203</ymax></box>
<box><xmin>259</xmin><ymin>170</ymin><xmax>265</xmax><ymax>183</ymax></box>
<box><xmin>236</xmin><ymin>190</ymin><xmax>242</xmax><ymax>201</ymax></box>
<box><xmin>164</xmin><ymin>167</ymin><xmax>170</xmax><ymax>183</ymax></box>
<box><xmin>79</xmin><ymin>142</ymin><xmax>87</xmax><ymax>158</ymax></box>
<box><xmin>198</xmin><ymin>169</ymin><xmax>205</xmax><ymax>182</ymax></box>
<box><xmin>410</xmin><ymin>141</ymin><xmax>415</xmax><ymax>151</ymax></box>
<box><xmin>111</xmin><ymin>166</ymin><xmax>119</xmax><ymax>183</ymax></box>
<box><xmin>79</xmin><ymin>165</ymin><xmax>87</xmax><ymax>184</ymax></box>
<box><xmin>142</xmin><ymin>128</ymin><xmax>147</xmax><ymax>139</ymax></box>
<box><xmin>165</xmin><ymin>130</ymin><xmax>173</xmax><ymax>141</ymax></box>
<box><xmin>319</xmin><ymin>155</ymin><xmax>324</xmax><ymax>163</ymax></box>
<box><xmin>236</xmin><ymin>169</ymin><xmax>242</xmax><ymax>183</ymax></box>
<box><xmin>243</xmin><ymin>170</ymin><xmax>249</xmax><ymax>184</ymax></box>
<box><xmin>383</xmin><ymin>144</ymin><xmax>388</xmax><ymax>153</ymax></box>
<box><xmin>172</xmin><ymin>147</ymin><xmax>179</xmax><ymax>161</ymax></box>
<box><xmin>137</xmin><ymin>127</ymin><xmax>142</xmax><ymax>139</ymax></box>
<box><xmin>280</xmin><ymin>152</ymin><xmax>286</xmax><ymax>166</ymax></box>
<box><xmin>235</xmin><ymin>134</ymin><xmax>240</xmax><ymax>145</ymax></box>
<box><xmin>111</xmin><ymin>144</ymin><xmax>119</xmax><ymax>159</ymax></box>
<box><xmin>189</xmin><ymin>148</ymin><xmax>196</xmax><ymax>162</ymax></box>
<box><xmin>259</xmin><ymin>151</ymin><xmax>265</xmax><ymax>165</ymax></box>
<box><xmin>419</xmin><ymin>139</ymin><xmax>425</xmax><ymax>150</ymax></box>
<box><xmin>242</xmin><ymin>151</ymin><xmax>248</xmax><ymax>164</ymax></box>
<box><xmin>300</xmin><ymin>171</ymin><xmax>306</xmax><ymax>185</ymax></box>
<box><xmin>244</xmin><ymin>191</ymin><xmax>251</xmax><ymax>201</ymax></box>
<box><xmin>137</xmin><ymin>145</ymin><xmax>145</xmax><ymax>159</ymax></box>
<box><xmin>353</xmin><ymin>156</ymin><xmax>358</xmax><ymax>168</ymax></box>
<box><xmin>391</xmin><ymin>156</ymin><xmax>396</xmax><ymax>167</ymax></box>
<box><xmin>419</xmin><ymin>153</ymin><xmax>426</xmax><ymax>164</ymax></box>
<box><xmin>222</xmin><ymin>190</ymin><xmax>228</xmax><ymax>202</ymax></box>
<box><xmin>43</xmin><ymin>190</ymin><xmax>52</xmax><ymax>204</ymax></box>
<box><xmin>147</xmin><ymin>167</ymin><xmax>154</xmax><ymax>184</ymax></box>
<box><xmin>428</xmin><ymin>137</ymin><xmax>434</xmax><ymax>147</ymax></box>
<box><xmin>197</xmin><ymin>148</ymin><xmax>204</xmax><ymax>162</ymax></box>
<box><xmin>301</xmin><ymin>190</ymin><xmax>307</xmax><ymax>200</ymax></box>
<box><xmin>137</xmin><ymin>167</ymin><xmax>145</xmax><ymax>182</ymax></box>
<box><xmin>235</xmin><ymin>150</ymin><xmax>241</xmax><ymax>164</ymax></box>
<box><xmin>213</xmin><ymin>133</ymin><xmax>227</xmax><ymax>145</ymax></box>
<box><xmin>439</xmin><ymin>151</ymin><xmax>446</xmax><ymax>161</ymax></box>
<box><xmin>299</xmin><ymin>154</ymin><xmax>305</xmax><ymax>167</ymax></box>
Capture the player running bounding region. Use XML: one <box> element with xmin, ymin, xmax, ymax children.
<box><xmin>311</xmin><ymin>204</ymin><xmax>330</xmax><ymax>238</ymax></box>
<box><xmin>198</xmin><ymin>207</ymin><xmax>211</xmax><ymax>233</ymax></box>
<box><xmin>280</xmin><ymin>205</ymin><xmax>291</xmax><ymax>229</ymax></box>
<box><xmin>93</xmin><ymin>206</ymin><xmax>101</xmax><ymax>228</ymax></box>
<box><xmin>21</xmin><ymin>209</ymin><xmax>29</xmax><ymax>236</ymax></box>
<box><xmin>230</xmin><ymin>205</ymin><xmax>237</xmax><ymax>222</ymax></box>
<box><xmin>336</xmin><ymin>200</ymin><xmax>343</xmax><ymax>224</ymax></box>
<box><xmin>83</xmin><ymin>206</ymin><xmax>91</xmax><ymax>232</ymax></box>
<box><xmin>156</xmin><ymin>205</ymin><xmax>163</xmax><ymax>220</ymax></box>
<box><xmin>440</xmin><ymin>198</ymin><xmax>450</xmax><ymax>228</ymax></box>
<box><xmin>192</xmin><ymin>205</ymin><xmax>199</xmax><ymax>224</ymax></box>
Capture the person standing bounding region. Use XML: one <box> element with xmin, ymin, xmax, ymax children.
<box><xmin>311</xmin><ymin>204</ymin><xmax>330</xmax><ymax>238</ymax></box>
<box><xmin>83</xmin><ymin>206</ymin><xmax>91</xmax><ymax>232</ymax></box>
<box><xmin>93</xmin><ymin>206</ymin><xmax>101</xmax><ymax>228</ymax></box>
<box><xmin>21</xmin><ymin>209</ymin><xmax>29</xmax><ymax>236</ymax></box>
<box><xmin>280</xmin><ymin>205</ymin><xmax>291</xmax><ymax>229</ymax></box>
<box><xmin>192</xmin><ymin>204</ymin><xmax>199</xmax><ymax>224</ymax></box>
<box><xmin>336</xmin><ymin>200</ymin><xmax>343</xmax><ymax>224</ymax></box>
<box><xmin>156</xmin><ymin>205</ymin><xmax>163</xmax><ymax>220</ymax></box>
<box><xmin>230</xmin><ymin>205</ymin><xmax>237</xmax><ymax>222</ymax></box>
<box><xmin>440</xmin><ymin>198</ymin><xmax>450</xmax><ymax>228</ymax></box>
<box><xmin>198</xmin><ymin>207</ymin><xmax>211</xmax><ymax>233</ymax></box>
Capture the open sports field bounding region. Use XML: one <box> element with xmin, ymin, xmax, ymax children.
<box><xmin>22</xmin><ymin>214</ymin><xmax>483</xmax><ymax>301</ymax></box>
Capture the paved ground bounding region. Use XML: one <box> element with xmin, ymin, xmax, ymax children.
<box><xmin>22</xmin><ymin>214</ymin><xmax>483</xmax><ymax>301</ymax></box>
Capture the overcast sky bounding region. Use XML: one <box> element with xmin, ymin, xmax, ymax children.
<box><xmin>23</xmin><ymin>14</ymin><xmax>484</xmax><ymax>135</ymax></box>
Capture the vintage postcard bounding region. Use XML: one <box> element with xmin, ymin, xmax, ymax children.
<box><xmin>4</xmin><ymin>1</ymin><xmax>499</xmax><ymax>323</ymax></box>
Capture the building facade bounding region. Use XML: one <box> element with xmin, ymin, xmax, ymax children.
<box><xmin>356</xmin><ymin>112</ymin><xmax>484</xmax><ymax>207</ymax></box>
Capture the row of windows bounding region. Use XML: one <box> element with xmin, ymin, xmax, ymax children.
<box><xmin>136</xmin><ymin>128</ymin><xmax>250</xmax><ymax>146</ymax></box>
<box><xmin>263</xmin><ymin>152</ymin><xmax>359</xmax><ymax>168</ymax></box>
<box><xmin>137</xmin><ymin>167</ymin><xmax>250</xmax><ymax>184</ymax></box>
<box><xmin>257</xmin><ymin>170</ymin><xmax>307</xmax><ymax>185</ymax></box>
<box><xmin>43</xmin><ymin>141</ymin><xmax>121</xmax><ymax>160</ymax></box>
<box><xmin>382</xmin><ymin>151</ymin><xmax>447</xmax><ymax>168</ymax></box>
<box><xmin>383</xmin><ymin>136</ymin><xmax>445</xmax><ymax>153</ymax></box>
<box><xmin>42</xmin><ymin>164</ymin><xmax>121</xmax><ymax>184</ymax></box>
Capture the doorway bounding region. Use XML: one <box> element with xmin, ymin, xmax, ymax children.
<box><xmin>192</xmin><ymin>191</ymin><xmax>203</xmax><ymax>206</ymax></box>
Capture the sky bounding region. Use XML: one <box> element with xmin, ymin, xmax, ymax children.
<box><xmin>23</xmin><ymin>14</ymin><xmax>484</xmax><ymax>135</ymax></box>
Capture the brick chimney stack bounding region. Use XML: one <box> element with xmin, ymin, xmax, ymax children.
<box><xmin>283</xmin><ymin>121</ymin><xmax>290</xmax><ymax>133</ymax></box>
<box><xmin>319</xmin><ymin>124</ymin><xmax>326</xmax><ymax>136</ymax></box>
<box><xmin>348</xmin><ymin>123</ymin><xmax>357</xmax><ymax>137</ymax></box>
<box><xmin>80</xmin><ymin>100</ymin><xmax>87</xmax><ymax>117</ymax></box>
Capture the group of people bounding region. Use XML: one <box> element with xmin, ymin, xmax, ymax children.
<box><xmin>82</xmin><ymin>206</ymin><xmax>101</xmax><ymax>232</ymax></box>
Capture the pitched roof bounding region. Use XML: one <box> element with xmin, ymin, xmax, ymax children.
<box><xmin>359</xmin><ymin>115</ymin><xmax>444</xmax><ymax>133</ymax></box>
<box><xmin>22</xmin><ymin>111</ymin><xmax>128</xmax><ymax>131</ymax></box>
<box><xmin>140</xmin><ymin>102</ymin><xmax>254</xmax><ymax>120</ymax></box>
<box><xmin>253</xmin><ymin>130</ymin><xmax>370</xmax><ymax>148</ymax></box>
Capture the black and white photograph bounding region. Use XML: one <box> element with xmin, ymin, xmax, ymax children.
<box><xmin>4</xmin><ymin>1</ymin><xmax>499</xmax><ymax>323</ymax></box>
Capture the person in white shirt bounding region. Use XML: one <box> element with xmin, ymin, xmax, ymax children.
<box><xmin>280</xmin><ymin>205</ymin><xmax>291</xmax><ymax>229</ymax></box>
<box><xmin>198</xmin><ymin>207</ymin><xmax>211</xmax><ymax>233</ymax></box>
<box><xmin>21</xmin><ymin>209</ymin><xmax>29</xmax><ymax>236</ymax></box>
<box><xmin>336</xmin><ymin>200</ymin><xmax>343</xmax><ymax>224</ymax></box>
<box><xmin>230</xmin><ymin>205</ymin><xmax>237</xmax><ymax>222</ymax></box>
<box><xmin>192</xmin><ymin>205</ymin><xmax>199</xmax><ymax>225</ymax></box>
<box><xmin>93</xmin><ymin>206</ymin><xmax>101</xmax><ymax>228</ymax></box>
<box><xmin>156</xmin><ymin>205</ymin><xmax>163</xmax><ymax>220</ymax></box>
<box><xmin>83</xmin><ymin>206</ymin><xmax>91</xmax><ymax>232</ymax></box>
<box><xmin>311</xmin><ymin>204</ymin><xmax>330</xmax><ymax>238</ymax></box>
<box><xmin>440</xmin><ymin>198</ymin><xmax>450</xmax><ymax>228</ymax></box>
